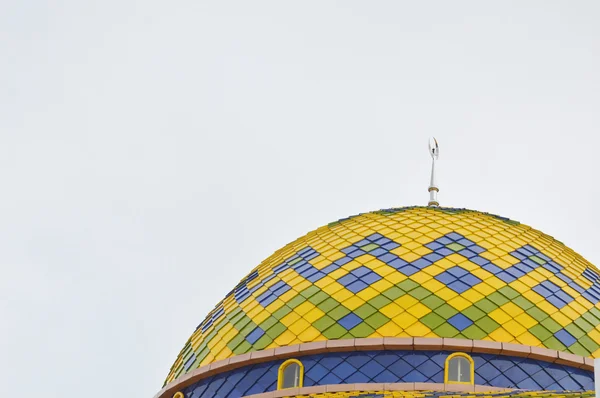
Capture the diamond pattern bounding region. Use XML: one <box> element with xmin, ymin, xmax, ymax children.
<box><xmin>167</xmin><ymin>207</ymin><xmax>600</xmax><ymax>385</ymax></box>
<box><xmin>183</xmin><ymin>350</ymin><xmax>594</xmax><ymax>398</ymax></box>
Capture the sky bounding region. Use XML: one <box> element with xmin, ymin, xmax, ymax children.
<box><xmin>1</xmin><ymin>1</ymin><xmax>599</xmax><ymax>397</ymax></box>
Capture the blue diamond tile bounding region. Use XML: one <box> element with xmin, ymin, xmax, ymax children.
<box><xmin>339</xmin><ymin>313</ymin><xmax>362</xmax><ymax>330</ymax></box>
<box><xmin>447</xmin><ymin>313</ymin><xmax>473</xmax><ymax>331</ymax></box>
<box><xmin>555</xmin><ymin>329</ymin><xmax>577</xmax><ymax>347</ymax></box>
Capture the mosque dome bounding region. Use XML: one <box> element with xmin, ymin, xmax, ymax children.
<box><xmin>156</xmin><ymin>206</ymin><xmax>600</xmax><ymax>398</ymax></box>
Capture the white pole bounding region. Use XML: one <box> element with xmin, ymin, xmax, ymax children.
<box><xmin>594</xmin><ymin>358</ymin><xmax>600</xmax><ymax>398</ymax></box>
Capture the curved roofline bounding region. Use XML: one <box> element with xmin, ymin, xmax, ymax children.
<box><xmin>154</xmin><ymin>337</ymin><xmax>593</xmax><ymax>398</ymax></box>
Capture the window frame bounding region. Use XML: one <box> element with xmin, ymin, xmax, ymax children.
<box><xmin>277</xmin><ymin>358</ymin><xmax>304</xmax><ymax>390</ymax></box>
<box><xmin>444</xmin><ymin>352</ymin><xmax>475</xmax><ymax>385</ymax></box>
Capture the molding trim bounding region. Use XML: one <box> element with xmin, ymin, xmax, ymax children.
<box><xmin>242</xmin><ymin>383</ymin><xmax>513</xmax><ymax>398</ymax></box>
<box><xmin>154</xmin><ymin>337</ymin><xmax>594</xmax><ymax>398</ymax></box>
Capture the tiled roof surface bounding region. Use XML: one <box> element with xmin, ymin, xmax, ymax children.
<box><xmin>165</xmin><ymin>207</ymin><xmax>600</xmax><ymax>385</ymax></box>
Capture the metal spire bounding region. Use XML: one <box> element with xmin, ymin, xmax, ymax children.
<box><xmin>428</xmin><ymin>137</ymin><xmax>440</xmax><ymax>207</ymax></box>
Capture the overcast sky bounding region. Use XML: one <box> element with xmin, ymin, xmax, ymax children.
<box><xmin>1</xmin><ymin>2</ymin><xmax>599</xmax><ymax>398</ymax></box>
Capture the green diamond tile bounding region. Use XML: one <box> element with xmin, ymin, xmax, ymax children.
<box><xmin>272</xmin><ymin>305</ymin><xmax>292</xmax><ymax>320</ymax></box>
<box><xmin>462</xmin><ymin>306</ymin><xmax>486</xmax><ymax>322</ymax></box>
<box><xmin>577</xmin><ymin>335</ymin><xmax>599</xmax><ymax>353</ymax></box>
<box><xmin>540</xmin><ymin>317</ymin><xmax>562</xmax><ymax>333</ymax></box>
<box><xmin>259</xmin><ymin>316</ymin><xmax>278</xmax><ymax>331</ymax></box>
<box><xmin>253</xmin><ymin>334</ymin><xmax>273</xmax><ymax>350</ymax></box>
<box><xmin>433</xmin><ymin>322</ymin><xmax>460</xmax><ymax>337</ymax></box>
<box><xmin>368</xmin><ymin>295</ymin><xmax>392</xmax><ymax>309</ymax></box>
<box><xmin>355</xmin><ymin>303</ymin><xmax>377</xmax><ymax>319</ymax></box>
<box><xmin>543</xmin><ymin>336</ymin><xmax>567</xmax><ymax>352</ymax></box>
<box><xmin>530</xmin><ymin>255</ymin><xmax>546</xmax><ymax>265</ymax></box>
<box><xmin>529</xmin><ymin>324</ymin><xmax>553</xmax><ymax>342</ymax></box>
<box><xmin>361</xmin><ymin>243</ymin><xmax>379</xmax><ymax>252</ymax></box>
<box><xmin>409</xmin><ymin>286</ymin><xmax>432</xmax><ymax>300</ymax></box>
<box><xmin>232</xmin><ymin>340</ymin><xmax>252</xmax><ymax>355</ymax></box>
<box><xmin>474</xmin><ymin>298</ymin><xmax>499</xmax><ymax>313</ymax></box>
<box><xmin>300</xmin><ymin>285</ymin><xmax>321</xmax><ymax>299</ymax></box>
<box><xmin>565</xmin><ymin>323</ymin><xmax>586</xmax><ymax>339</ymax></box>
<box><xmin>317</xmin><ymin>297</ymin><xmax>339</xmax><ymax>313</ymax></box>
<box><xmin>322</xmin><ymin>323</ymin><xmax>347</xmax><ymax>339</ymax></box>
<box><xmin>397</xmin><ymin>279</ymin><xmax>419</xmax><ymax>292</ymax></box>
<box><xmin>313</xmin><ymin>315</ymin><xmax>336</xmax><ymax>332</ymax></box>
<box><xmin>498</xmin><ymin>286</ymin><xmax>520</xmax><ymax>300</ymax></box>
<box><xmin>446</xmin><ymin>242</ymin><xmax>465</xmax><ymax>252</ymax></box>
<box><xmin>569</xmin><ymin>341</ymin><xmax>591</xmax><ymax>356</ymax></box>
<box><xmin>573</xmin><ymin>317</ymin><xmax>595</xmax><ymax>333</ymax></box>
<box><xmin>382</xmin><ymin>286</ymin><xmax>404</xmax><ymax>300</ymax></box>
<box><xmin>365</xmin><ymin>312</ymin><xmax>390</xmax><ymax>329</ymax></box>
<box><xmin>434</xmin><ymin>303</ymin><xmax>458</xmax><ymax>319</ymax></box>
<box><xmin>512</xmin><ymin>295</ymin><xmax>534</xmax><ymax>310</ymax></box>
<box><xmin>526</xmin><ymin>306</ymin><xmax>549</xmax><ymax>322</ymax></box>
<box><xmin>349</xmin><ymin>322</ymin><xmax>375</xmax><ymax>337</ymax></box>
<box><xmin>329</xmin><ymin>305</ymin><xmax>351</xmax><ymax>320</ymax></box>
<box><xmin>421</xmin><ymin>294</ymin><xmax>445</xmax><ymax>310</ymax></box>
<box><xmin>487</xmin><ymin>291</ymin><xmax>510</xmax><ymax>306</ymax></box>
<box><xmin>308</xmin><ymin>291</ymin><xmax>330</xmax><ymax>306</ymax></box>
<box><xmin>461</xmin><ymin>324</ymin><xmax>487</xmax><ymax>340</ymax></box>
<box><xmin>287</xmin><ymin>294</ymin><xmax>307</xmax><ymax>309</ymax></box>
<box><xmin>478</xmin><ymin>315</ymin><xmax>500</xmax><ymax>334</ymax></box>
<box><xmin>266</xmin><ymin>322</ymin><xmax>287</xmax><ymax>339</ymax></box>
<box><xmin>420</xmin><ymin>312</ymin><xmax>445</xmax><ymax>329</ymax></box>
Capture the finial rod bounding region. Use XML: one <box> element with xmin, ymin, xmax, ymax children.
<box><xmin>428</xmin><ymin>137</ymin><xmax>440</xmax><ymax>207</ymax></box>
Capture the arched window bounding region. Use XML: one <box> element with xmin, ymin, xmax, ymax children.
<box><xmin>445</xmin><ymin>352</ymin><xmax>474</xmax><ymax>384</ymax></box>
<box><xmin>277</xmin><ymin>359</ymin><xmax>304</xmax><ymax>390</ymax></box>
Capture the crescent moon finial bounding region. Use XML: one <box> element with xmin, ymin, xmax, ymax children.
<box><xmin>428</xmin><ymin>137</ymin><xmax>440</xmax><ymax>207</ymax></box>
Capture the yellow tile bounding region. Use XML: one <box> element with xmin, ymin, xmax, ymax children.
<box><xmin>377</xmin><ymin>320</ymin><xmax>403</xmax><ymax>336</ymax></box>
<box><xmin>394</xmin><ymin>312</ymin><xmax>418</xmax><ymax>329</ymax></box>
<box><xmin>385</xmin><ymin>272</ymin><xmax>407</xmax><ymax>285</ymax></box>
<box><xmin>281</xmin><ymin>311</ymin><xmax>301</xmax><ymax>327</ymax></box>
<box><xmin>342</xmin><ymin>295</ymin><xmax>366</xmax><ymax>311</ymax></box>
<box><xmin>460</xmin><ymin>289</ymin><xmax>484</xmax><ymax>303</ymax></box>
<box><xmin>380</xmin><ymin>302</ymin><xmax>403</xmax><ymax>318</ymax></box>
<box><xmin>288</xmin><ymin>318</ymin><xmax>311</xmax><ymax>335</ymax></box>
<box><xmin>489</xmin><ymin>308</ymin><xmax>511</xmax><ymax>324</ymax></box>
<box><xmin>274</xmin><ymin>330</ymin><xmax>296</xmax><ymax>345</ymax></box>
<box><xmin>422</xmin><ymin>279</ymin><xmax>445</xmax><ymax>293</ymax></box>
<box><xmin>402</xmin><ymin>252</ymin><xmax>421</xmax><ymax>262</ymax></box>
<box><xmin>304</xmin><ymin>308</ymin><xmax>325</xmax><ymax>323</ymax></box>
<box><xmin>515</xmin><ymin>312</ymin><xmax>537</xmax><ymax>329</ymax></box>
<box><xmin>504</xmin><ymin>320</ymin><xmax>526</xmax><ymax>337</ymax></box>
<box><xmin>298</xmin><ymin>326</ymin><xmax>321</xmax><ymax>342</ymax></box>
<box><xmin>406</xmin><ymin>302</ymin><xmax>432</xmax><ymax>317</ymax></box>
<box><xmin>410</xmin><ymin>272</ymin><xmax>433</xmax><ymax>285</ymax></box>
<box><xmin>488</xmin><ymin>327</ymin><xmax>514</xmax><ymax>343</ymax></box>
<box><xmin>252</xmin><ymin>309</ymin><xmax>270</xmax><ymax>325</ymax></box>
<box><xmin>502</xmin><ymin>302</ymin><xmax>524</xmax><ymax>317</ymax></box>
<box><xmin>404</xmin><ymin>321</ymin><xmax>432</xmax><ymax>336</ymax></box>
<box><xmin>515</xmin><ymin>331</ymin><xmax>542</xmax><ymax>347</ymax></box>
<box><xmin>435</xmin><ymin>287</ymin><xmax>459</xmax><ymax>301</ymax></box>
<box><xmin>332</xmin><ymin>288</ymin><xmax>354</xmax><ymax>302</ymax></box>
<box><xmin>551</xmin><ymin>311</ymin><xmax>572</xmax><ymax>327</ymax></box>
<box><xmin>560</xmin><ymin>306</ymin><xmax>580</xmax><ymax>321</ymax></box>
<box><xmin>472</xmin><ymin>282</ymin><xmax>496</xmax><ymax>296</ymax></box>
<box><xmin>396</xmin><ymin>294</ymin><xmax>419</xmax><ymax>309</ymax></box>
<box><xmin>371</xmin><ymin>279</ymin><xmax>394</xmax><ymax>293</ymax></box>
<box><xmin>536</xmin><ymin>300</ymin><xmax>558</xmax><ymax>315</ymax></box>
<box><xmin>356</xmin><ymin>287</ymin><xmax>378</xmax><ymax>301</ymax></box>
<box><xmin>448</xmin><ymin>296</ymin><xmax>472</xmax><ymax>311</ymax></box>
<box><xmin>485</xmin><ymin>277</ymin><xmax>507</xmax><ymax>289</ymax></box>
<box><xmin>294</xmin><ymin>301</ymin><xmax>314</xmax><ymax>316</ymax></box>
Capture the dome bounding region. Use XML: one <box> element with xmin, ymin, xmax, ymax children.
<box><xmin>163</xmin><ymin>206</ymin><xmax>600</xmax><ymax>388</ymax></box>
